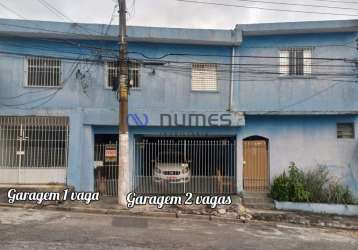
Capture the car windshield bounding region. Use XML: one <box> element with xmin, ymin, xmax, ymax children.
<box><xmin>157</xmin><ymin>152</ymin><xmax>185</xmax><ymax>163</ymax></box>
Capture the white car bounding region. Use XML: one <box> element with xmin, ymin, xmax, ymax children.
<box><xmin>153</xmin><ymin>153</ymin><xmax>191</xmax><ymax>184</ymax></box>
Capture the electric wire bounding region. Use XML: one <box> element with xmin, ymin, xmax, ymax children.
<box><xmin>176</xmin><ymin>0</ymin><xmax>358</xmax><ymax>17</ymax></box>
<box><xmin>0</xmin><ymin>1</ymin><xmax>25</xmax><ymax>19</ymax></box>
<box><xmin>230</xmin><ymin>0</ymin><xmax>358</xmax><ymax>12</ymax></box>
<box><xmin>37</xmin><ymin>0</ymin><xmax>73</xmax><ymax>22</ymax></box>
<box><xmin>0</xmin><ymin>60</ymin><xmax>81</xmax><ymax>109</ymax></box>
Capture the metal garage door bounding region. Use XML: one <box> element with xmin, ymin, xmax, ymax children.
<box><xmin>133</xmin><ymin>137</ymin><xmax>237</xmax><ymax>195</ymax></box>
<box><xmin>0</xmin><ymin>116</ymin><xmax>69</xmax><ymax>184</ymax></box>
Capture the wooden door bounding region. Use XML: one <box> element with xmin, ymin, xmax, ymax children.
<box><xmin>243</xmin><ymin>139</ymin><xmax>269</xmax><ymax>192</ymax></box>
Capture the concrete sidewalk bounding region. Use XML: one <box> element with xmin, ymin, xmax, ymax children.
<box><xmin>0</xmin><ymin>196</ymin><xmax>357</xmax><ymax>231</ymax></box>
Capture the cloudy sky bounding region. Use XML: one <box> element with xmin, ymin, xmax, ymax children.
<box><xmin>0</xmin><ymin>0</ymin><xmax>357</xmax><ymax>29</ymax></box>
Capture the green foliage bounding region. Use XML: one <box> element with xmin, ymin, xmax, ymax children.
<box><xmin>287</xmin><ymin>163</ymin><xmax>310</xmax><ymax>202</ymax></box>
<box><xmin>326</xmin><ymin>182</ymin><xmax>354</xmax><ymax>205</ymax></box>
<box><xmin>271</xmin><ymin>171</ymin><xmax>289</xmax><ymax>201</ymax></box>
<box><xmin>271</xmin><ymin>163</ymin><xmax>356</xmax><ymax>204</ymax></box>
<box><xmin>304</xmin><ymin>166</ymin><xmax>329</xmax><ymax>203</ymax></box>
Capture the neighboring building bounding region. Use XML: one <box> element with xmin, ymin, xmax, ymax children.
<box><xmin>0</xmin><ymin>18</ymin><xmax>357</xmax><ymax>196</ymax></box>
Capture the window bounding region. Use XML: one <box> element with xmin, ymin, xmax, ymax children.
<box><xmin>106</xmin><ymin>61</ymin><xmax>140</xmax><ymax>89</ymax></box>
<box><xmin>26</xmin><ymin>56</ymin><xmax>61</xmax><ymax>87</ymax></box>
<box><xmin>129</xmin><ymin>62</ymin><xmax>140</xmax><ymax>88</ymax></box>
<box><xmin>191</xmin><ymin>63</ymin><xmax>218</xmax><ymax>91</ymax></box>
<box><xmin>106</xmin><ymin>61</ymin><xmax>118</xmax><ymax>89</ymax></box>
<box><xmin>337</xmin><ymin>123</ymin><xmax>355</xmax><ymax>139</ymax></box>
<box><xmin>279</xmin><ymin>48</ymin><xmax>312</xmax><ymax>76</ymax></box>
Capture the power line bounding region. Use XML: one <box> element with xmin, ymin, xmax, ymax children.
<box><xmin>0</xmin><ymin>31</ymin><xmax>354</xmax><ymax>69</ymax></box>
<box><xmin>37</xmin><ymin>0</ymin><xmax>73</xmax><ymax>22</ymax></box>
<box><xmin>142</xmin><ymin>64</ymin><xmax>357</xmax><ymax>78</ymax></box>
<box><xmin>103</xmin><ymin>3</ymin><xmax>118</xmax><ymax>36</ymax></box>
<box><xmin>230</xmin><ymin>0</ymin><xmax>358</xmax><ymax>12</ymax></box>
<box><xmin>0</xmin><ymin>42</ymin><xmax>354</xmax><ymax>75</ymax></box>
<box><xmin>310</xmin><ymin>0</ymin><xmax>358</xmax><ymax>5</ymax></box>
<box><xmin>264</xmin><ymin>81</ymin><xmax>343</xmax><ymax>114</ymax></box>
<box><xmin>0</xmin><ymin>60</ymin><xmax>80</xmax><ymax>109</ymax></box>
<box><xmin>176</xmin><ymin>0</ymin><xmax>358</xmax><ymax>17</ymax></box>
<box><xmin>128</xmin><ymin>51</ymin><xmax>356</xmax><ymax>62</ymax></box>
<box><xmin>35</xmin><ymin>0</ymin><xmax>103</xmax><ymax>35</ymax></box>
<box><xmin>0</xmin><ymin>89</ymin><xmax>51</xmax><ymax>100</ymax></box>
<box><xmin>0</xmin><ymin>2</ymin><xmax>25</xmax><ymax>19</ymax></box>
<box><xmin>0</xmin><ymin>22</ymin><xmax>355</xmax><ymax>57</ymax></box>
<box><xmin>148</xmin><ymin>68</ymin><xmax>357</xmax><ymax>83</ymax></box>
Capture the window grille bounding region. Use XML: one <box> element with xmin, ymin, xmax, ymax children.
<box><xmin>279</xmin><ymin>48</ymin><xmax>312</xmax><ymax>76</ymax></box>
<box><xmin>129</xmin><ymin>62</ymin><xmax>140</xmax><ymax>88</ymax></box>
<box><xmin>0</xmin><ymin>116</ymin><xmax>69</xmax><ymax>168</ymax></box>
<box><xmin>106</xmin><ymin>61</ymin><xmax>118</xmax><ymax>89</ymax></box>
<box><xmin>191</xmin><ymin>63</ymin><xmax>218</xmax><ymax>91</ymax></box>
<box><xmin>337</xmin><ymin>123</ymin><xmax>355</xmax><ymax>139</ymax></box>
<box><xmin>106</xmin><ymin>61</ymin><xmax>140</xmax><ymax>89</ymax></box>
<box><xmin>27</xmin><ymin>57</ymin><xmax>61</xmax><ymax>87</ymax></box>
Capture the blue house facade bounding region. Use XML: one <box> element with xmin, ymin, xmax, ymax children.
<box><xmin>0</xmin><ymin>19</ymin><xmax>357</xmax><ymax>196</ymax></box>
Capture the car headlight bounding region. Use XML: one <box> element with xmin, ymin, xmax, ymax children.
<box><xmin>182</xmin><ymin>164</ymin><xmax>189</xmax><ymax>173</ymax></box>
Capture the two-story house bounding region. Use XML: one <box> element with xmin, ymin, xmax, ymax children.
<box><xmin>0</xmin><ymin>18</ymin><xmax>357</xmax><ymax>196</ymax></box>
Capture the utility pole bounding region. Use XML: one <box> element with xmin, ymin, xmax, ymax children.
<box><xmin>118</xmin><ymin>0</ymin><xmax>129</xmax><ymax>206</ymax></box>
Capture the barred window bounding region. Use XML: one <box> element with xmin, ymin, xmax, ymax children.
<box><xmin>129</xmin><ymin>62</ymin><xmax>140</xmax><ymax>88</ymax></box>
<box><xmin>337</xmin><ymin>123</ymin><xmax>355</xmax><ymax>139</ymax></box>
<box><xmin>27</xmin><ymin>57</ymin><xmax>61</xmax><ymax>87</ymax></box>
<box><xmin>191</xmin><ymin>63</ymin><xmax>218</xmax><ymax>91</ymax></box>
<box><xmin>106</xmin><ymin>61</ymin><xmax>140</xmax><ymax>89</ymax></box>
<box><xmin>106</xmin><ymin>61</ymin><xmax>118</xmax><ymax>89</ymax></box>
<box><xmin>279</xmin><ymin>48</ymin><xmax>312</xmax><ymax>76</ymax></box>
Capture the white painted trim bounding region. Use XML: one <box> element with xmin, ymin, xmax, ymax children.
<box><xmin>0</xmin><ymin>168</ymin><xmax>67</xmax><ymax>185</ymax></box>
<box><xmin>104</xmin><ymin>61</ymin><xmax>111</xmax><ymax>89</ymax></box>
<box><xmin>23</xmin><ymin>57</ymin><xmax>28</xmax><ymax>87</ymax></box>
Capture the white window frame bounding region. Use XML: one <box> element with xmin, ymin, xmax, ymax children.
<box><xmin>279</xmin><ymin>48</ymin><xmax>312</xmax><ymax>77</ymax></box>
<box><xmin>104</xmin><ymin>61</ymin><xmax>141</xmax><ymax>90</ymax></box>
<box><xmin>24</xmin><ymin>56</ymin><xmax>62</xmax><ymax>88</ymax></box>
<box><xmin>104</xmin><ymin>61</ymin><xmax>118</xmax><ymax>89</ymax></box>
<box><xmin>191</xmin><ymin>63</ymin><xmax>218</xmax><ymax>92</ymax></box>
<box><xmin>128</xmin><ymin>61</ymin><xmax>141</xmax><ymax>89</ymax></box>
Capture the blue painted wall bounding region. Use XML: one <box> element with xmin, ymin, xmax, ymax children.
<box><xmin>237</xmin><ymin>116</ymin><xmax>358</xmax><ymax>194</ymax></box>
<box><xmin>0</xmin><ymin>21</ymin><xmax>357</xmax><ymax>195</ymax></box>
<box><xmin>235</xmin><ymin>33</ymin><xmax>357</xmax><ymax>112</ymax></box>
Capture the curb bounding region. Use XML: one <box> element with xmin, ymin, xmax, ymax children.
<box><xmin>0</xmin><ymin>202</ymin><xmax>356</xmax><ymax>230</ymax></box>
<box><xmin>252</xmin><ymin>211</ymin><xmax>358</xmax><ymax>231</ymax></box>
<box><xmin>0</xmin><ymin>202</ymin><xmax>239</xmax><ymax>224</ymax></box>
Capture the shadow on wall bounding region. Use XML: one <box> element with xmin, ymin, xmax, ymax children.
<box><xmin>324</xmin><ymin>144</ymin><xmax>358</xmax><ymax>195</ymax></box>
<box><xmin>347</xmin><ymin>143</ymin><xmax>358</xmax><ymax>194</ymax></box>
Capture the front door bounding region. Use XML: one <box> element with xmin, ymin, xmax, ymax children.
<box><xmin>243</xmin><ymin>139</ymin><xmax>269</xmax><ymax>192</ymax></box>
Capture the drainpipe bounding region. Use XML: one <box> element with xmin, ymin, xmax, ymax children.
<box><xmin>228</xmin><ymin>25</ymin><xmax>241</xmax><ymax>112</ymax></box>
<box><xmin>228</xmin><ymin>46</ymin><xmax>235</xmax><ymax>112</ymax></box>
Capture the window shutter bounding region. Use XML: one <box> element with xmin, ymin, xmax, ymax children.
<box><xmin>303</xmin><ymin>49</ymin><xmax>312</xmax><ymax>75</ymax></box>
<box><xmin>279</xmin><ymin>50</ymin><xmax>289</xmax><ymax>75</ymax></box>
<box><xmin>337</xmin><ymin>123</ymin><xmax>355</xmax><ymax>139</ymax></box>
<box><xmin>191</xmin><ymin>63</ymin><xmax>217</xmax><ymax>91</ymax></box>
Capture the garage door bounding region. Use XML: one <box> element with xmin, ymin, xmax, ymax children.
<box><xmin>0</xmin><ymin>116</ymin><xmax>69</xmax><ymax>184</ymax></box>
<box><xmin>133</xmin><ymin>137</ymin><xmax>237</xmax><ymax>195</ymax></box>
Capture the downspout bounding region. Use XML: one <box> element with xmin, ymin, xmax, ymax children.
<box><xmin>228</xmin><ymin>46</ymin><xmax>235</xmax><ymax>111</ymax></box>
<box><xmin>228</xmin><ymin>25</ymin><xmax>241</xmax><ymax>112</ymax></box>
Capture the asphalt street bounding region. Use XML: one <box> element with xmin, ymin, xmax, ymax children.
<box><xmin>0</xmin><ymin>207</ymin><xmax>357</xmax><ymax>249</ymax></box>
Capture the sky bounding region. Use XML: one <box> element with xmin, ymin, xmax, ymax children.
<box><xmin>0</xmin><ymin>0</ymin><xmax>357</xmax><ymax>29</ymax></box>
